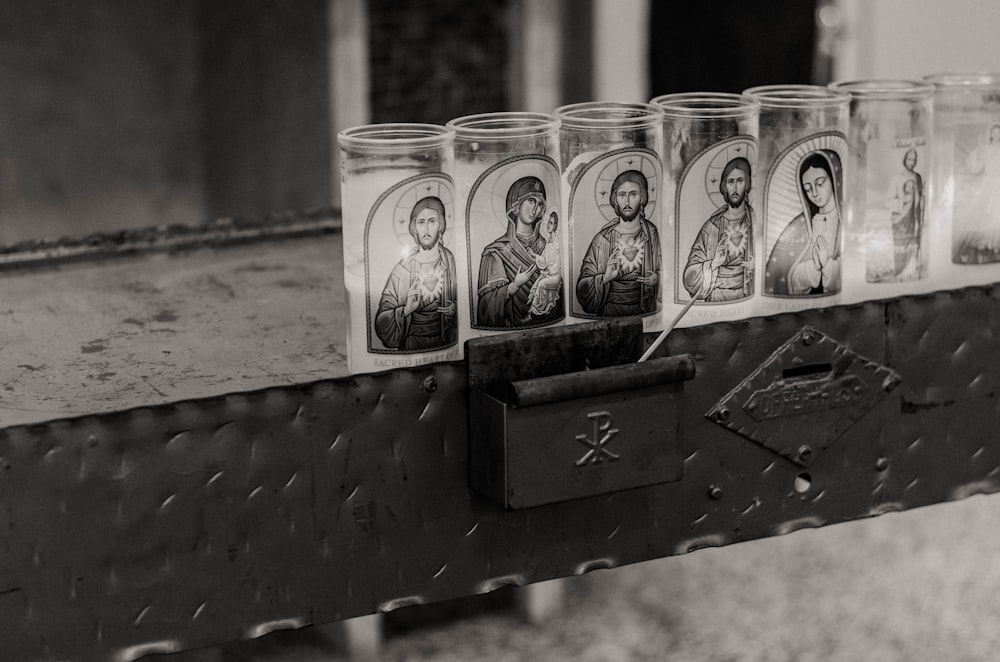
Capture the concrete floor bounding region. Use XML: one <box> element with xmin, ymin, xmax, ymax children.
<box><xmin>159</xmin><ymin>492</ymin><xmax>1000</xmax><ymax>661</ymax></box>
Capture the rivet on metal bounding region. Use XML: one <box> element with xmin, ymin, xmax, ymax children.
<box><xmin>801</xmin><ymin>332</ymin><xmax>815</xmax><ymax>346</ymax></box>
<box><xmin>718</xmin><ymin>407</ymin><xmax>731</xmax><ymax>421</ymax></box>
<box><xmin>794</xmin><ymin>473</ymin><xmax>812</xmax><ymax>493</ymax></box>
<box><xmin>798</xmin><ymin>445</ymin><xmax>814</xmax><ymax>463</ymax></box>
<box><xmin>875</xmin><ymin>457</ymin><xmax>889</xmax><ymax>472</ymax></box>
<box><xmin>422</xmin><ymin>376</ymin><xmax>438</xmax><ymax>393</ymax></box>
<box><xmin>708</xmin><ymin>485</ymin><xmax>723</xmax><ymax>500</ymax></box>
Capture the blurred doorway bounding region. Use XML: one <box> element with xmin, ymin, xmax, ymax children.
<box><xmin>648</xmin><ymin>0</ymin><xmax>819</xmax><ymax>95</ymax></box>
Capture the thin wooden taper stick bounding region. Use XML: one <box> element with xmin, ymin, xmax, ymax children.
<box><xmin>637</xmin><ymin>287</ymin><xmax>704</xmax><ymax>363</ymax></box>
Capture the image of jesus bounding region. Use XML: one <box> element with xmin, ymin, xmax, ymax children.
<box><xmin>682</xmin><ymin>156</ymin><xmax>754</xmax><ymax>302</ymax></box>
<box><xmin>374</xmin><ymin>196</ymin><xmax>457</xmax><ymax>351</ymax></box>
<box><xmin>575</xmin><ymin>170</ymin><xmax>660</xmax><ymax>316</ymax></box>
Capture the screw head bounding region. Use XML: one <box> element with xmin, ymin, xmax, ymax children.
<box><xmin>798</xmin><ymin>444</ymin><xmax>814</xmax><ymax>463</ymax></box>
<box><xmin>708</xmin><ymin>485</ymin><xmax>723</xmax><ymax>500</ymax></box>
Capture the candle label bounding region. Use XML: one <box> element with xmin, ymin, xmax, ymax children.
<box><xmin>363</xmin><ymin>173</ymin><xmax>459</xmax><ymax>354</ymax></box>
<box><xmin>466</xmin><ymin>155</ymin><xmax>563</xmax><ymax>330</ymax></box>
<box><xmin>951</xmin><ymin>120</ymin><xmax>1000</xmax><ymax>264</ymax></box>
<box><xmin>675</xmin><ymin>137</ymin><xmax>757</xmax><ymax>306</ymax></box>
<box><xmin>862</xmin><ymin>138</ymin><xmax>928</xmax><ymax>283</ymax></box>
<box><xmin>762</xmin><ymin>132</ymin><xmax>847</xmax><ymax>298</ymax></box>
<box><xmin>566</xmin><ymin>148</ymin><xmax>662</xmax><ymax>326</ymax></box>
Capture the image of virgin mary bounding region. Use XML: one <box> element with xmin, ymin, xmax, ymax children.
<box><xmin>765</xmin><ymin>150</ymin><xmax>843</xmax><ymax>296</ymax></box>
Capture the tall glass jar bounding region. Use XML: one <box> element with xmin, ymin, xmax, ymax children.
<box><xmin>554</xmin><ymin>101</ymin><xmax>665</xmax><ymax>332</ymax></box>
<box><xmin>744</xmin><ymin>85</ymin><xmax>850</xmax><ymax>313</ymax></box>
<box><xmin>338</xmin><ymin>123</ymin><xmax>460</xmax><ymax>375</ymax></box>
<box><xmin>829</xmin><ymin>80</ymin><xmax>935</xmax><ymax>303</ymax></box>
<box><xmin>446</xmin><ymin>112</ymin><xmax>563</xmax><ymax>337</ymax></box>
<box><xmin>924</xmin><ymin>72</ymin><xmax>1000</xmax><ymax>287</ymax></box>
<box><xmin>651</xmin><ymin>92</ymin><xmax>760</xmax><ymax>327</ymax></box>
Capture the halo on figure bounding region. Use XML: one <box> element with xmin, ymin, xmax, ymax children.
<box><xmin>488</xmin><ymin>165</ymin><xmax>558</xmax><ymax>232</ymax></box>
<box><xmin>705</xmin><ymin>142</ymin><xmax>753</xmax><ymax>209</ymax></box>
<box><xmin>393</xmin><ymin>180</ymin><xmax>453</xmax><ymax>247</ymax></box>
<box><xmin>594</xmin><ymin>153</ymin><xmax>658</xmax><ymax>222</ymax></box>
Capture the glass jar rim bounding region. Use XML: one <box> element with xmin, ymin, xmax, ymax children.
<box><xmin>829</xmin><ymin>79</ymin><xmax>935</xmax><ymax>99</ymax></box>
<box><xmin>553</xmin><ymin>101</ymin><xmax>664</xmax><ymax>130</ymax></box>
<box><xmin>338</xmin><ymin>123</ymin><xmax>454</xmax><ymax>151</ymax></box>
<box><xmin>650</xmin><ymin>92</ymin><xmax>761</xmax><ymax>118</ymax></box>
<box><xmin>923</xmin><ymin>72</ymin><xmax>1000</xmax><ymax>88</ymax></box>
<box><xmin>743</xmin><ymin>84</ymin><xmax>850</xmax><ymax>108</ymax></box>
<box><xmin>446</xmin><ymin>112</ymin><xmax>560</xmax><ymax>140</ymax></box>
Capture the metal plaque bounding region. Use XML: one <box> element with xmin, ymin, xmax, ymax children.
<box><xmin>706</xmin><ymin>325</ymin><xmax>902</xmax><ymax>466</ymax></box>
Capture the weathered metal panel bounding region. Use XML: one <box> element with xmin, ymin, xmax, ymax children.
<box><xmin>2</xmin><ymin>282</ymin><xmax>1000</xmax><ymax>661</ymax></box>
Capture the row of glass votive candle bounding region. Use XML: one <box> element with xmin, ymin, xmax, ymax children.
<box><xmin>339</xmin><ymin>75</ymin><xmax>1000</xmax><ymax>374</ymax></box>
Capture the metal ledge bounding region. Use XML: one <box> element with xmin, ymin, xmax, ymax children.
<box><xmin>2</xmin><ymin>234</ymin><xmax>1000</xmax><ymax>660</ymax></box>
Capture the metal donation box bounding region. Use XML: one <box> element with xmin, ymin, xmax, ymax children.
<box><xmin>468</xmin><ymin>319</ymin><xmax>695</xmax><ymax>509</ymax></box>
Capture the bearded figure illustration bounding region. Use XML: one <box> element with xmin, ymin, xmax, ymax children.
<box><xmin>955</xmin><ymin>124</ymin><xmax>1000</xmax><ymax>262</ymax></box>
<box><xmin>375</xmin><ymin>196</ymin><xmax>457</xmax><ymax>351</ymax></box>
<box><xmin>576</xmin><ymin>169</ymin><xmax>661</xmax><ymax>316</ymax></box>
<box><xmin>884</xmin><ymin>148</ymin><xmax>924</xmax><ymax>278</ymax></box>
<box><xmin>683</xmin><ymin>156</ymin><xmax>754</xmax><ymax>302</ymax></box>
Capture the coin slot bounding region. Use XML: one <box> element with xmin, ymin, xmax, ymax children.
<box><xmin>782</xmin><ymin>363</ymin><xmax>832</xmax><ymax>381</ymax></box>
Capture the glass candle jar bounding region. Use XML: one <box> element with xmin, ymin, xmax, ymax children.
<box><xmin>446</xmin><ymin>112</ymin><xmax>564</xmax><ymax>336</ymax></box>
<box><xmin>651</xmin><ymin>92</ymin><xmax>760</xmax><ymax>327</ymax></box>
<box><xmin>337</xmin><ymin>123</ymin><xmax>460</xmax><ymax>374</ymax></box>
<box><xmin>744</xmin><ymin>85</ymin><xmax>850</xmax><ymax>312</ymax></box>
<box><xmin>924</xmin><ymin>72</ymin><xmax>1000</xmax><ymax>287</ymax></box>
<box><xmin>829</xmin><ymin>80</ymin><xmax>935</xmax><ymax>303</ymax></box>
<box><xmin>554</xmin><ymin>101</ymin><xmax>665</xmax><ymax>332</ymax></box>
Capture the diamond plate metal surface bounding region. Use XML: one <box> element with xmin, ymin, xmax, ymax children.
<box><xmin>3</xmin><ymin>286</ymin><xmax>1000</xmax><ymax>661</ymax></box>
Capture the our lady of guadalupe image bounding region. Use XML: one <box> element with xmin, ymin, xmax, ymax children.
<box><xmin>765</xmin><ymin>150</ymin><xmax>843</xmax><ymax>296</ymax></box>
<box><xmin>567</xmin><ymin>150</ymin><xmax>662</xmax><ymax>323</ymax></box>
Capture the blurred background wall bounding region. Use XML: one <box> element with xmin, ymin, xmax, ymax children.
<box><xmin>0</xmin><ymin>1</ymin><xmax>205</xmax><ymax>246</ymax></box>
<box><xmin>1</xmin><ymin>0</ymin><xmax>1000</xmax><ymax>245</ymax></box>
